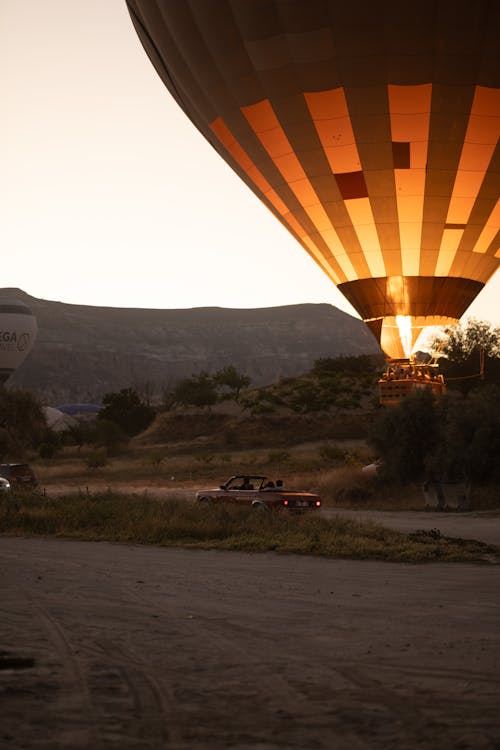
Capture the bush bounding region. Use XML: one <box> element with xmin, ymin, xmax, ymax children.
<box><xmin>312</xmin><ymin>354</ymin><xmax>381</xmax><ymax>379</ymax></box>
<box><xmin>86</xmin><ymin>450</ymin><xmax>108</xmax><ymax>469</ymax></box>
<box><xmin>0</xmin><ymin>387</ymin><xmax>47</xmax><ymax>458</ymax></box>
<box><xmin>319</xmin><ymin>443</ymin><xmax>346</xmax><ymax>464</ymax></box>
<box><xmin>267</xmin><ymin>450</ymin><xmax>291</xmax><ymax>465</ymax></box>
<box><xmin>38</xmin><ymin>442</ymin><xmax>59</xmax><ymax>460</ymax></box>
<box><xmin>369</xmin><ymin>390</ymin><xmax>439</xmax><ymax>483</ymax></box>
<box><xmin>427</xmin><ymin>386</ymin><xmax>500</xmax><ymax>484</ymax></box>
<box><xmin>171</xmin><ymin>373</ymin><xmax>218</xmax><ymax>410</ymax></box>
<box><xmin>98</xmin><ymin>388</ymin><xmax>155</xmax><ymax>437</ymax></box>
<box><xmin>93</xmin><ymin>418</ymin><xmax>127</xmax><ymax>453</ymax></box>
<box><xmin>369</xmin><ymin>386</ymin><xmax>500</xmax><ymax>485</ymax></box>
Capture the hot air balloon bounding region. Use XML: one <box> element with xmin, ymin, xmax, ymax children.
<box><xmin>0</xmin><ymin>298</ymin><xmax>37</xmax><ymax>384</ymax></box>
<box><xmin>126</xmin><ymin>1</ymin><xmax>499</xmax><ymax>398</ymax></box>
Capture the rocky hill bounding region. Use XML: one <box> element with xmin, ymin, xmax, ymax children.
<box><xmin>1</xmin><ymin>289</ymin><xmax>381</xmax><ymax>404</ymax></box>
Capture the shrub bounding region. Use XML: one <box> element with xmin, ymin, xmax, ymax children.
<box><xmin>319</xmin><ymin>443</ymin><xmax>346</xmax><ymax>464</ymax></box>
<box><xmin>369</xmin><ymin>390</ymin><xmax>439</xmax><ymax>483</ymax></box>
<box><xmin>86</xmin><ymin>450</ymin><xmax>108</xmax><ymax>469</ymax></box>
<box><xmin>369</xmin><ymin>386</ymin><xmax>500</xmax><ymax>486</ymax></box>
<box><xmin>38</xmin><ymin>442</ymin><xmax>59</xmax><ymax>460</ymax></box>
<box><xmin>0</xmin><ymin>387</ymin><xmax>47</xmax><ymax>458</ymax></box>
<box><xmin>267</xmin><ymin>450</ymin><xmax>291</xmax><ymax>465</ymax></box>
<box><xmin>98</xmin><ymin>388</ymin><xmax>155</xmax><ymax>436</ymax></box>
<box><xmin>213</xmin><ymin>366</ymin><xmax>251</xmax><ymax>403</ymax></box>
<box><xmin>171</xmin><ymin>372</ymin><xmax>218</xmax><ymax>410</ymax></box>
<box><xmin>427</xmin><ymin>386</ymin><xmax>500</xmax><ymax>484</ymax></box>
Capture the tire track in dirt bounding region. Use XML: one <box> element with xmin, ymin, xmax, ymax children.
<box><xmin>2</xmin><ymin>538</ymin><xmax>500</xmax><ymax>750</ymax></box>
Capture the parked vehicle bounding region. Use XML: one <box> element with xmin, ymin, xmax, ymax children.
<box><xmin>0</xmin><ymin>463</ymin><xmax>38</xmax><ymax>490</ymax></box>
<box><xmin>196</xmin><ymin>475</ymin><xmax>321</xmax><ymax>512</ymax></box>
<box><xmin>0</xmin><ymin>476</ymin><xmax>10</xmax><ymax>493</ymax></box>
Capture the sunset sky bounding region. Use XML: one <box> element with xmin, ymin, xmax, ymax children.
<box><xmin>3</xmin><ymin>0</ymin><xmax>499</xmax><ymax>326</ymax></box>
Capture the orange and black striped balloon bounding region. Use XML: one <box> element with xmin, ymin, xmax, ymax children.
<box><xmin>127</xmin><ymin>0</ymin><xmax>500</xmax><ymax>358</ymax></box>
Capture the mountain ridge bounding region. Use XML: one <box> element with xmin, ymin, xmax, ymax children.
<box><xmin>1</xmin><ymin>289</ymin><xmax>381</xmax><ymax>404</ymax></box>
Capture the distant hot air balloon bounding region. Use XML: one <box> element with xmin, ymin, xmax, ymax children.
<box><xmin>126</xmin><ymin>0</ymin><xmax>499</xmax><ymax>364</ymax></box>
<box><xmin>0</xmin><ymin>298</ymin><xmax>37</xmax><ymax>383</ymax></box>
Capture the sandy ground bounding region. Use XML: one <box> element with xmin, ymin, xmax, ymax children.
<box><xmin>323</xmin><ymin>509</ymin><xmax>500</xmax><ymax>547</ymax></box>
<box><xmin>1</xmin><ymin>537</ymin><xmax>500</xmax><ymax>749</ymax></box>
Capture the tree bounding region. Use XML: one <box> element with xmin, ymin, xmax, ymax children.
<box><xmin>369</xmin><ymin>389</ymin><xmax>439</xmax><ymax>483</ymax></box>
<box><xmin>427</xmin><ymin>386</ymin><xmax>500</xmax><ymax>484</ymax></box>
<box><xmin>98</xmin><ymin>388</ymin><xmax>155</xmax><ymax>437</ymax></box>
<box><xmin>213</xmin><ymin>366</ymin><xmax>250</xmax><ymax>403</ymax></box>
<box><xmin>0</xmin><ymin>387</ymin><xmax>48</xmax><ymax>459</ymax></box>
<box><xmin>369</xmin><ymin>386</ymin><xmax>500</xmax><ymax>486</ymax></box>
<box><xmin>312</xmin><ymin>354</ymin><xmax>381</xmax><ymax>379</ymax></box>
<box><xmin>171</xmin><ymin>372</ymin><xmax>218</xmax><ymax>410</ymax></box>
<box><xmin>430</xmin><ymin>319</ymin><xmax>500</xmax><ymax>394</ymax></box>
<box><xmin>432</xmin><ymin>318</ymin><xmax>500</xmax><ymax>361</ymax></box>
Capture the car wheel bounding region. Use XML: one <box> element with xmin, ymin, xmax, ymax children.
<box><xmin>252</xmin><ymin>501</ymin><xmax>268</xmax><ymax>512</ymax></box>
<box><xmin>198</xmin><ymin>497</ymin><xmax>212</xmax><ymax>506</ymax></box>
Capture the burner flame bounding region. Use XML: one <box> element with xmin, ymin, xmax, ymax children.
<box><xmin>396</xmin><ymin>315</ymin><xmax>413</xmax><ymax>358</ymax></box>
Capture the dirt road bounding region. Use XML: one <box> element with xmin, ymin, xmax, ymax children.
<box><xmin>1</xmin><ymin>537</ymin><xmax>499</xmax><ymax>749</ymax></box>
<box><xmin>323</xmin><ymin>508</ymin><xmax>500</xmax><ymax>546</ymax></box>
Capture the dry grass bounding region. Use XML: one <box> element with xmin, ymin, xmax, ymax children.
<box><xmin>30</xmin><ymin>439</ymin><xmax>498</xmax><ymax>512</ymax></box>
<box><xmin>1</xmin><ymin>490</ymin><xmax>498</xmax><ymax>563</ymax></box>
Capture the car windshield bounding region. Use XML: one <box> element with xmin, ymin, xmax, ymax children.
<box><xmin>1</xmin><ymin>464</ymin><xmax>30</xmax><ymax>475</ymax></box>
<box><xmin>225</xmin><ymin>476</ymin><xmax>265</xmax><ymax>491</ymax></box>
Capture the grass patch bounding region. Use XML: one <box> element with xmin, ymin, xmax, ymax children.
<box><xmin>1</xmin><ymin>491</ymin><xmax>498</xmax><ymax>563</ymax></box>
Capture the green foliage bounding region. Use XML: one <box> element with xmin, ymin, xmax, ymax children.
<box><xmin>64</xmin><ymin>420</ymin><xmax>95</xmax><ymax>449</ymax></box>
<box><xmin>427</xmin><ymin>386</ymin><xmax>500</xmax><ymax>484</ymax></box>
<box><xmin>164</xmin><ymin>355</ymin><xmax>377</xmax><ymax>417</ymax></box>
<box><xmin>0</xmin><ymin>387</ymin><xmax>48</xmax><ymax>459</ymax></box>
<box><xmin>317</xmin><ymin>442</ymin><xmax>366</xmax><ymax>469</ymax></box>
<box><xmin>336</xmin><ymin>394</ymin><xmax>362</xmax><ymax>409</ymax></box>
<box><xmin>288</xmin><ymin>380</ymin><xmax>326</xmax><ymax>413</ymax></box>
<box><xmin>37</xmin><ymin>428</ymin><xmax>64</xmax><ymax>461</ymax></box>
<box><xmin>62</xmin><ymin>416</ymin><xmax>126</xmax><ymax>452</ymax></box>
<box><xmin>267</xmin><ymin>450</ymin><xmax>291</xmax><ymax>465</ymax></box>
<box><xmin>312</xmin><ymin>354</ymin><xmax>381</xmax><ymax>379</ymax></box>
<box><xmin>319</xmin><ymin>443</ymin><xmax>347</xmax><ymax>464</ymax></box>
<box><xmin>149</xmin><ymin>450</ymin><xmax>165</xmax><ymax>467</ymax></box>
<box><xmin>195</xmin><ymin>453</ymin><xmax>215</xmax><ymax>464</ymax></box>
<box><xmin>239</xmin><ymin>391</ymin><xmax>278</xmax><ymax>414</ymax></box>
<box><xmin>369</xmin><ymin>390</ymin><xmax>439</xmax><ymax>483</ymax></box>
<box><xmin>98</xmin><ymin>388</ymin><xmax>155</xmax><ymax>437</ymax></box>
<box><xmin>430</xmin><ymin>319</ymin><xmax>500</xmax><ymax>395</ymax></box>
<box><xmin>213</xmin><ymin>366</ymin><xmax>251</xmax><ymax>403</ymax></box>
<box><xmin>171</xmin><ymin>372</ymin><xmax>218</xmax><ymax>410</ymax></box>
<box><xmin>239</xmin><ymin>354</ymin><xmax>378</xmax><ymax>416</ymax></box>
<box><xmin>93</xmin><ymin>418</ymin><xmax>127</xmax><ymax>453</ymax></box>
<box><xmin>38</xmin><ymin>441</ymin><xmax>59</xmax><ymax>460</ymax></box>
<box><xmin>432</xmin><ymin>318</ymin><xmax>500</xmax><ymax>361</ymax></box>
<box><xmin>370</xmin><ymin>386</ymin><xmax>500</xmax><ymax>485</ymax></box>
<box><xmin>86</xmin><ymin>449</ymin><xmax>108</xmax><ymax>469</ymax></box>
<box><xmin>168</xmin><ymin>367</ymin><xmax>251</xmax><ymax>410</ymax></box>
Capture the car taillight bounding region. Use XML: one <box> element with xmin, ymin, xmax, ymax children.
<box><xmin>283</xmin><ymin>499</ymin><xmax>288</xmax><ymax>506</ymax></box>
<box><xmin>316</xmin><ymin>500</ymin><xmax>321</xmax><ymax>507</ymax></box>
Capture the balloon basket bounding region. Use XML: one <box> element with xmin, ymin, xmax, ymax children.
<box><xmin>379</xmin><ymin>359</ymin><xmax>445</xmax><ymax>407</ymax></box>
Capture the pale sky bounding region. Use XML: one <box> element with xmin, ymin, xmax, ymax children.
<box><xmin>2</xmin><ymin>0</ymin><xmax>499</xmax><ymax>326</ymax></box>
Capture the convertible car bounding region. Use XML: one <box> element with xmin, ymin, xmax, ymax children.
<box><xmin>196</xmin><ymin>475</ymin><xmax>321</xmax><ymax>512</ymax></box>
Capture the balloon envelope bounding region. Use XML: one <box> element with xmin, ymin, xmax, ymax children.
<box><xmin>127</xmin><ymin>0</ymin><xmax>500</xmax><ymax>358</ymax></box>
<box><xmin>0</xmin><ymin>299</ymin><xmax>37</xmax><ymax>383</ymax></box>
